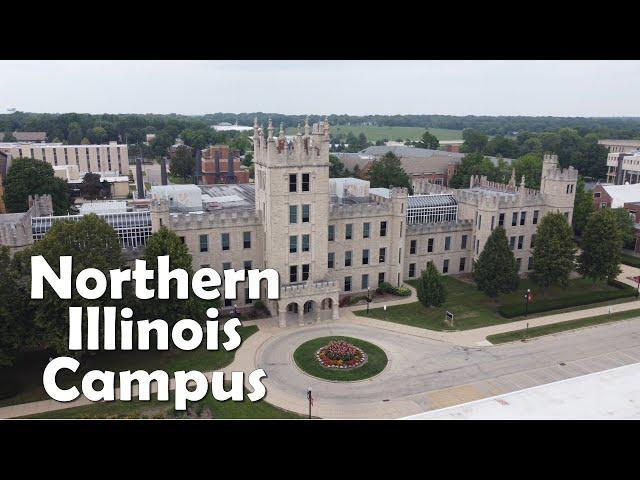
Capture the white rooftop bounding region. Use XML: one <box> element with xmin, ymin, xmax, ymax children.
<box><xmin>404</xmin><ymin>363</ymin><xmax>640</xmax><ymax>420</ymax></box>
<box><xmin>79</xmin><ymin>200</ymin><xmax>128</xmax><ymax>214</ymax></box>
<box><xmin>601</xmin><ymin>183</ymin><xmax>640</xmax><ymax>208</ymax></box>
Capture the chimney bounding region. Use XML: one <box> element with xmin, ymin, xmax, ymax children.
<box><xmin>226</xmin><ymin>150</ymin><xmax>236</xmax><ymax>183</ymax></box>
<box><xmin>194</xmin><ymin>149</ymin><xmax>202</xmax><ymax>185</ymax></box>
<box><xmin>135</xmin><ymin>157</ymin><xmax>145</xmax><ymax>199</ymax></box>
<box><xmin>214</xmin><ymin>149</ymin><xmax>221</xmax><ymax>183</ymax></box>
<box><xmin>160</xmin><ymin>156</ymin><xmax>168</xmax><ymax>186</ymax></box>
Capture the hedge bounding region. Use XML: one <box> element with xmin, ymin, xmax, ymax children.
<box><xmin>498</xmin><ymin>279</ymin><xmax>637</xmax><ymax>318</ymax></box>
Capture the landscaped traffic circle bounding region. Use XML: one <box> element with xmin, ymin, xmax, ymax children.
<box><xmin>293</xmin><ymin>336</ymin><xmax>388</xmax><ymax>381</ymax></box>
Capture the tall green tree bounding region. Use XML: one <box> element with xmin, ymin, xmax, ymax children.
<box><xmin>170</xmin><ymin>145</ymin><xmax>195</xmax><ymax>179</ymax></box>
<box><xmin>416</xmin><ymin>261</ymin><xmax>446</xmax><ymax>307</ymax></box>
<box><xmin>367</xmin><ymin>151</ymin><xmax>411</xmax><ymax>191</ymax></box>
<box><xmin>11</xmin><ymin>214</ymin><xmax>124</xmax><ymax>356</ymax></box>
<box><xmin>572</xmin><ymin>177</ymin><xmax>595</xmax><ymax>236</ymax></box>
<box><xmin>472</xmin><ymin>227</ymin><xmax>520</xmax><ymax>297</ymax></box>
<box><xmin>329</xmin><ymin>154</ymin><xmax>345</xmax><ymax>177</ymax></box>
<box><xmin>530</xmin><ymin>212</ymin><xmax>576</xmax><ymax>287</ymax></box>
<box><xmin>417</xmin><ymin>130</ymin><xmax>440</xmax><ymax>150</ymax></box>
<box><xmin>511</xmin><ymin>153</ymin><xmax>542</xmax><ymax>189</ymax></box>
<box><xmin>460</xmin><ymin>128</ymin><xmax>488</xmax><ymax>153</ymax></box>
<box><xmin>449</xmin><ymin>152</ymin><xmax>500</xmax><ymax>188</ymax></box>
<box><xmin>2</xmin><ymin>132</ymin><xmax>17</xmax><ymax>142</ymax></box>
<box><xmin>80</xmin><ymin>172</ymin><xmax>109</xmax><ymax>199</ymax></box>
<box><xmin>67</xmin><ymin>122</ymin><xmax>83</xmax><ymax>144</ymax></box>
<box><xmin>610</xmin><ymin>208</ymin><xmax>636</xmax><ymax>248</ymax></box>
<box><xmin>578</xmin><ymin>208</ymin><xmax>622</xmax><ymax>282</ymax></box>
<box><xmin>3</xmin><ymin>158</ymin><xmax>71</xmax><ymax>215</ymax></box>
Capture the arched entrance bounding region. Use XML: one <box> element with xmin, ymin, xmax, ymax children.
<box><xmin>284</xmin><ymin>302</ymin><xmax>300</xmax><ymax>327</ymax></box>
<box><xmin>320</xmin><ymin>298</ymin><xmax>334</xmax><ymax>320</ymax></box>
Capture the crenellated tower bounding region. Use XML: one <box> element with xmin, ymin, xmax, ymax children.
<box><xmin>539</xmin><ymin>154</ymin><xmax>578</xmax><ymax>223</ymax></box>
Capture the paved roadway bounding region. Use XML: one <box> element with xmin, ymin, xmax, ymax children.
<box><xmin>256</xmin><ymin>317</ymin><xmax>640</xmax><ymax>418</ymax></box>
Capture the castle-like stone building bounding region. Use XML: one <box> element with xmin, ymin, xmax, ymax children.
<box><xmin>149</xmin><ymin>119</ymin><xmax>578</xmax><ymax>327</ymax></box>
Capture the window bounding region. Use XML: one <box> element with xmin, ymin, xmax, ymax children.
<box><xmin>520</xmin><ymin>211</ymin><xmax>526</xmax><ymax>226</ymax></box>
<box><xmin>302</xmin><ymin>264</ymin><xmax>310</xmax><ymax>281</ymax></box>
<box><xmin>600</xmin><ymin>202</ymin><xmax>607</xmax><ymax>208</ymax></box>
<box><xmin>409</xmin><ymin>263</ymin><xmax>416</xmax><ymax>277</ymax></box>
<box><xmin>222</xmin><ymin>262</ymin><xmax>231</xmax><ymax>271</ymax></box>
<box><xmin>443</xmin><ymin>259</ymin><xmax>449</xmax><ymax>274</ymax></box>
<box><xmin>476</xmin><ymin>239</ymin><xmax>480</xmax><ymax>254</ymax></box>
<box><xmin>509</xmin><ymin>236</ymin><xmax>516</xmax><ymax>250</ymax></box>
<box><xmin>289</xmin><ymin>174</ymin><xmax>297</xmax><ymax>192</ymax></box>
<box><xmin>461</xmin><ymin>235</ymin><xmax>468</xmax><ymax>249</ymax></box>
<box><xmin>362</xmin><ymin>249</ymin><xmax>369</xmax><ymax>265</ymax></box>
<box><xmin>328</xmin><ymin>252</ymin><xmax>335</xmax><ymax>269</ymax></box>
<box><xmin>594</xmin><ymin>192</ymin><xmax>601</xmax><ymax>198</ymax></box>
<box><xmin>221</xmin><ymin>233</ymin><xmax>230</xmax><ymax>251</ymax></box>
<box><xmin>378</xmin><ymin>272</ymin><xmax>385</xmax><ymax>284</ymax></box>
<box><xmin>345</xmin><ymin>251</ymin><xmax>352</xmax><ymax>267</ymax></box>
<box><xmin>491</xmin><ymin>216</ymin><xmax>495</xmax><ymax>230</ymax></box>
<box><xmin>531</xmin><ymin>234</ymin><xmax>536</xmax><ymax>248</ymax></box>
<box><xmin>289</xmin><ymin>205</ymin><xmax>297</xmax><ymax>224</ymax></box>
<box><xmin>301</xmin><ymin>173</ymin><xmax>310</xmax><ymax>192</ymax></box>
<box><xmin>459</xmin><ymin>257</ymin><xmax>466</xmax><ymax>272</ymax></box>
<box><xmin>516</xmin><ymin>258</ymin><xmax>522</xmax><ymax>271</ymax></box>
<box><xmin>427</xmin><ymin>238</ymin><xmax>434</xmax><ymax>253</ymax></box>
<box><xmin>345</xmin><ymin>223</ymin><xmax>353</xmax><ymax>240</ymax></box>
<box><xmin>199</xmin><ymin>234</ymin><xmax>208</xmax><ymax>253</ymax></box>
<box><xmin>444</xmin><ymin>236</ymin><xmax>451</xmax><ymax>251</ymax></box>
<box><xmin>363</xmin><ymin>222</ymin><xmax>370</xmax><ymax>239</ymax></box>
<box><xmin>499</xmin><ymin>213</ymin><xmax>505</xmax><ymax>226</ymax></box>
<box><xmin>344</xmin><ymin>276</ymin><xmax>352</xmax><ymax>292</ymax></box>
<box><xmin>564</xmin><ymin>212</ymin><xmax>569</xmax><ymax>220</ymax></box>
<box><xmin>517</xmin><ymin>235</ymin><xmax>524</xmax><ymax>249</ymax></box>
<box><xmin>512</xmin><ymin>212</ymin><xmax>518</xmax><ymax>226</ymax></box>
<box><xmin>243</xmin><ymin>231</ymin><xmax>251</xmax><ymax>249</ymax></box>
<box><xmin>328</xmin><ymin>225</ymin><xmax>335</xmax><ymax>241</ymax></box>
<box><xmin>302</xmin><ymin>204</ymin><xmax>310</xmax><ymax>223</ymax></box>
<box><xmin>289</xmin><ymin>265</ymin><xmax>298</xmax><ymax>283</ymax></box>
<box><xmin>289</xmin><ymin>235</ymin><xmax>297</xmax><ymax>253</ymax></box>
<box><xmin>244</xmin><ymin>261</ymin><xmax>252</xmax><ymax>270</ymax></box>
<box><xmin>362</xmin><ymin>274</ymin><xmax>369</xmax><ymax>289</ymax></box>
<box><xmin>179</xmin><ymin>236</ymin><xmax>185</xmax><ymax>244</ymax></box>
<box><xmin>533</xmin><ymin>210</ymin><xmax>539</xmax><ymax>224</ymax></box>
<box><xmin>410</xmin><ymin>239</ymin><xmax>417</xmax><ymax>254</ymax></box>
<box><xmin>478</xmin><ymin>215</ymin><xmax>482</xmax><ymax>229</ymax></box>
<box><xmin>380</xmin><ymin>221</ymin><xmax>387</xmax><ymax>237</ymax></box>
<box><xmin>528</xmin><ymin>256</ymin><xmax>533</xmax><ymax>270</ymax></box>
<box><xmin>379</xmin><ymin>247</ymin><xmax>386</xmax><ymax>263</ymax></box>
<box><xmin>302</xmin><ymin>234</ymin><xmax>310</xmax><ymax>252</ymax></box>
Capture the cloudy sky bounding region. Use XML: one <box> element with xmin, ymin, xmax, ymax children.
<box><xmin>0</xmin><ymin>60</ymin><xmax>638</xmax><ymax>117</ymax></box>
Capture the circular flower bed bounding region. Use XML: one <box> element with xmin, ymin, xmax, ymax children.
<box><xmin>316</xmin><ymin>340</ymin><xmax>367</xmax><ymax>369</ymax></box>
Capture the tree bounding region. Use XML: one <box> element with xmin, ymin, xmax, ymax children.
<box><xmin>329</xmin><ymin>154</ymin><xmax>345</xmax><ymax>178</ymax></box>
<box><xmin>357</xmin><ymin>132</ymin><xmax>369</xmax><ymax>150</ymax></box>
<box><xmin>511</xmin><ymin>153</ymin><xmax>542</xmax><ymax>189</ymax></box>
<box><xmin>88</xmin><ymin>126</ymin><xmax>108</xmax><ymax>144</ymax></box>
<box><xmin>416</xmin><ymin>130</ymin><xmax>439</xmax><ymax>150</ymax></box>
<box><xmin>416</xmin><ymin>261</ymin><xmax>446</xmax><ymax>307</ymax></box>
<box><xmin>3</xmin><ymin>158</ymin><xmax>71</xmax><ymax>215</ymax></box>
<box><xmin>572</xmin><ymin>177</ymin><xmax>595</xmax><ymax>236</ymax></box>
<box><xmin>67</xmin><ymin>122</ymin><xmax>82</xmax><ymax>144</ymax></box>
<box><xmin>472</xmin><ymin>226</ymin><xmax>520</xmax><ymax>297</ymax></box>
<box><xmin>81</xmin><ymin>137</ymin><xmax>91</xmax><ymax>145</ymax></box>
<box><xmin>530</xmin><ymin>212</ymin><xmax>577</xmax><ymax>287</ymax></box>
<box><xmin>449</xmin><ymin>152</ymin><xmax>500</xmax><ymax>188</ymax></box>
<box><xmin>610</xmin><ymin>208</ymin><xmax>636</xmax><ymax>248</ymax></box>
<box><xmin>484</xmin><ymin>135</ymin><xmax>519</xmax><ymax>158</ymax></box>
<box><xmin>80</xmin><ymin>172</ymin><xmax>106</xmax><ymax>199</ymax></box>
<box><xmin>11</xmin><ymin>214</ymin><xmax>123</xmax><ymax>356</ymax></box>
<box><xmin>2</xmin><ymin>132</ymin><xmax>17</xmax><ymax>142</ymax></box>
<box><xmin>241</xmin><ymin>151</ymin><xmax>253</xmax><ymax>168</ymax></box>
<box><xmin>170</xmin><ymin>145</ymin><xmax>195</xmax><ymax>179</ymax></box>
<box><xmin>367</xmin><ymin>151</ymin><xmax>411</xmax><ymax>191</ymax></box>
<box><xmin>142</xmin><ymin>226</ymin><xmax>205</xmax><ymax>323</ymax></box>
<box><xmin>460</xmin><ymin>129</ymin><xmax>488</xmax><ymax>153</ymax></box>
<box><xmin>578</xmin><ymin>208</ymin><xmax>622</xmax><ymax>282</ymax></box>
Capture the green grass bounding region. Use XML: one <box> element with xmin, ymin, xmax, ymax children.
<box><xmin>621</xmin><ymin>253</ymin><xmax>640</xmax><ymax>268</ymax></box>
<box><xmin>168</xmin><ymin>174</ymin><xmax>190</xmax><ymax>184</ymax></box>
<box><xmin>285</xmin><ymin>125</ymin><xmax>462</xmax><ymax>142</ymax></box>
<box><xmin>293</xmin><ymin>336</ymin><xmax>388</xmax><ymax>381</ymax></box>
<box><xmin>0</xmin><ymin>326</ymin><xmax>258</xmax><ymax>408</ymax></box>
<box><xmin>354</xmin><ymin>276</ymin><xmax>631</xmax><ymax>331</ymax></box>
<box><xmin>21</xmin><ymin>387</ymin><xmax>305</xmax><ymax>419</ymax></box>
<box><xmin>486</xmin><ymin>308</ymin><xmax>640</xmax><ymax>344</ymax></box>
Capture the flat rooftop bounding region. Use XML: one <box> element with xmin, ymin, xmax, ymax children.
<box><xmin>404</xmin><ymin>362</ymin><xmax>640</xmax><ymax>420</ymax></box>
<box><xmin>197</xmin><ymin>183</ymin><xmax>255</xmax><ymax>213</ymax></box>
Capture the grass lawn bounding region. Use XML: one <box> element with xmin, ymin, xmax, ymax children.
<box><xmin>286</xmin><ymin>125</ymin><xmax>463</xmax><ymax>142</ymax></box>
<box><xmin>486</xmin><ymin>308</ymin><xmax>640</xmax><ymax>345</ymax></box>
<box><xmin>0</xmin><ymin>326</ymin><xmax>258</xmax><ymax>408</ymax></box>
<box><xmin>168</xmin><ymin>174</ymin><xmax>190</xmax><ymax>184</ymax></box>
<box><xmin>21</xmin><ymin>387</ymin><xmax>304</xmax><ymax>419</ymax></box>
<box><xmin>354</xmin><ymin>276</ymin><xmax>633</xmax><ymax>331</ymax></box>
<box><xmin>621</xmin><ymin>253</ymin><xmax>640</xmax><ymax>268</ymax></box>
<box><xmin>293</xmin><ymin>336</ymin><xmax>387</xmax><ymax>381</ymax></box>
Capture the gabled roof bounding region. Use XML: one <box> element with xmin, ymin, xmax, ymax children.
<box><xmin>12</xmin><ymin>131</ymin><xmax>46</xmax><ymax>142</ymax></box>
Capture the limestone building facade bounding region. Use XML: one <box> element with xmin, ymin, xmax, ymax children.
<box><xmin>148</xmin><ymin>119</ymin><xmax>578</xmax><ymax>327</ymax></box>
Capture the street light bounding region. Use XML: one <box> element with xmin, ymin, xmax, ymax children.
<box><xmin>306</xmin><ymin>387</ymin><xmax>313</xmax><ymax>419</ymax></box>
<box><xmin>366</xmin><ymin>287</ymin><xmax>371</xmax><ymax>314</ymax></box>
<box><xmin>524</xmin><ymin>288</ymin><xmax>531</xmax><ymax>317</ymax></box>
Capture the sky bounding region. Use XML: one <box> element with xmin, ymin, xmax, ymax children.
<box><xmin>0</xmin><ymin>60</ymin><xmax>638</xmax><ymax>117</ymax></box>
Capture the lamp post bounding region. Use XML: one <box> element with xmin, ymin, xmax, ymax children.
<box><xmin>366</xmin><ymin>287</ymin><xmax>371</xmax><ymax>314</ymax></box>
<box><xmin>524</xmin><ymin>288</ymin><xmax>531</xmax><ymax>317</ymax></box>
<box><xmin>306</xmin><ymin>387</ymin><xmax>313</xmax><ymax>419</ymax></box>
<box><xmin>383</xmin><ymin>304</ymin><xmax>387</xmax><ymax>322</ymax></box>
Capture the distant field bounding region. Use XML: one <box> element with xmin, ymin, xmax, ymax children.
<box><xmin>285</xmin><ymin>125</ymin><xmax>462</xmax><ymax>142</ymax></box>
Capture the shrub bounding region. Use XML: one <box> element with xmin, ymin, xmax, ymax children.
<box><xmin>498</xmin><ymin>280</ymin><xmax>636</xmax><ymax>318</ymax></box>
<box><xmin>376</xmin><ymin>282</ymin><xmax>395</xmax><ymax>294</ymax></box>
<box><xmin>394</xmin><ymin>287</ymin><xmax>411</xmax><ymax>296</ymax></box>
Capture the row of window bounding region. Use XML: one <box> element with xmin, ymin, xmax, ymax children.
<box><xmin>479</xmin><ymin>210</ymin><xmax>541</xmax><ymax>230</ymax></box>
<box><xmin>509</xmin><ymin>234</ymin><xmax>536</xmax><ymax>251</ymax></box>
<box><xmin>289</xmin><ymin>264</ymin><xmax>310</xmax><ymax>283</ymax></box>
<box><xmin>196</xmin><ymin>231</ymin><xmax>252</xmax><ymax>252</ymax></box>
<box><xmin>290</xmin><ymin>234</ymin><xmax>311</xmax><ymax>253</ymax></box>
<box><xmin>328</xmin><ymin>248</ymin><xmax>386</xmax><ymax>268</ymax></box>
<box><xmin>289</xmin><ymin>204</ymin><xmax>311</xmax><ymax>224</ymax></box>
<box><xmin>344</xmin><ymin>272</ymin><xmax>386</xmax><ymax>292</ymax></box>
<box><xmin>328</xmin><ymin>221</ymin><xmax>387</xmax><ymax>241</ymax></box>
<box><xmin>408</xmin><ymin>258</ymin><xmax>466</xmax><ymax>276</ymax></box>
<box><xmin>200</xmin><ymin>261</ymin><xmax>254</xmax><ymax>306</ymax></box>
<box><xmin>289</xmin><ymin>173</ymin><xmax>311</xmax><ymax>193</ymax></box>
<box><xmin>409</xmin><ymin>235</ymin><xmax>468</xmax><ymax>255</ymax></box>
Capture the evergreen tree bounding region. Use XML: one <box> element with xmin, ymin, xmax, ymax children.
<box><xmin>572</xmin><ymin>177</ymin><xmax>595</xmax><ymax>236</ymax></box>
<box><xmin>610</xmin><ymin>208</ymin><xmax>636</xmax><ymax>248</ymax></box>
<box><xmin>578</xmin><ymin>208</ymin><xmax>622</xmax><ymax>282</ymax></box>
<box><xmin>169</xmin><ymin>145</ymin><xmax>195</xmax><ymax>179</ymax></box>
<box><xmin>417</xmin><ymin>130</ymin><xmax>440</xmax><ymax>150</ymax></box>
<box><xmin>367</xmin><ymin>151</ymin><xmax>411</xmax><ymax>191</ymax></box>
<box><xmin>416</xmin><ymin>261</ymin><xmax>446</xmax><ymax>307</ymax></box>
<box><xmin>530</xmin><ymin>212</ymin><xmax>576</xmax><ymax>287</ymax></box>
<box><xmin>472</xmin><ymin>226</ymin><xmax>519</xmax><ymax>297</ymax></box>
